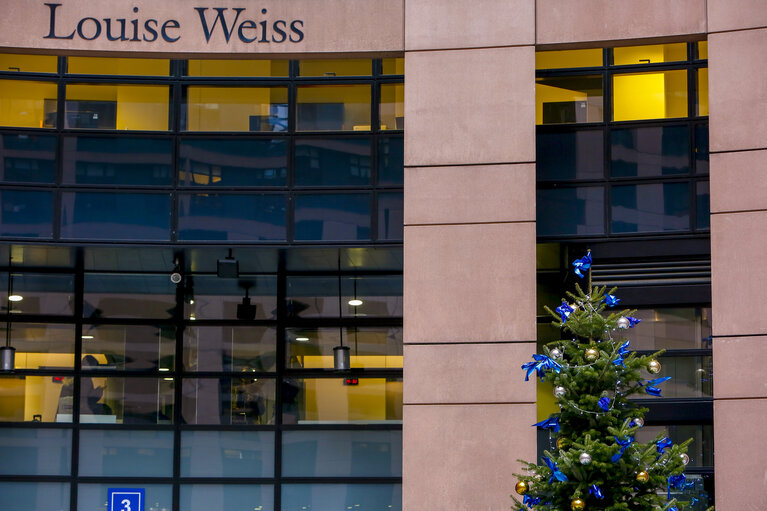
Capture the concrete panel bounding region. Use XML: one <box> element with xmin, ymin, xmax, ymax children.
<box><xmin>711</xmin><ymin>211</ymin><xmax>767</xmax><ymax>337</ymax></box>
<box><xmin>536</xmin><ymin>0</ymin><xmax>706</xmax><ymax>45</ymax></box>
<box><xmin>404</xmin><ymin>222</ymin><xmax>536</xmax><ymax>343</ymax></box>
<box><xmin>404</xmin><ymin>163</ymin><xmax>535</xmax><ymax>225</ymax></box>
<box><xmin>403</xmin><ymin>342</ymin><xmax>537</xmax><ymax>404</ymax></box>
<box><xmin>404</xmin><ymin>47</ymin><xmax>535</xmax><ymax>166</ymax></box>
<box><xmin>714</xmin><ymin>398</ymin><xmax>767</xmax><ymax>510</ymax></box>
<box><xmin>0</xmin><ymin>0</ymin><xmax>404</xmax><ymax>55</ymax></box>
<box><xmin>711</xmin><ymin>150</ymin><xmax>767</xmax><ymax>213</ymax></box>
<box><xmin>405</xmin><ymin>0</ymin><xmax>535</xmax><ymax>51</ymax></box>
<box><xmin>708</xmin><ymin>0</ymin><xmax>767</xmax><ymax>33</ymax></box>
<box><xmin>403</xmin><ymin>403</ymin><xmax>537</xmax><ymax>511</ymax></box>
<box><xmin>713</xmin><ymin>336</ymin><xmax>767</xmax><ymax>399</ymax></box>
<box><xmin>709</xmin><ymin>29</ymin><xmax>767</xmax><ymax>152</ymax></box>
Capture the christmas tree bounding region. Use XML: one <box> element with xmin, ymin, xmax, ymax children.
<box><xmin>512</xmin><ymin>250</ymin><xmax>710</xmax><ymax>511</ymax></box>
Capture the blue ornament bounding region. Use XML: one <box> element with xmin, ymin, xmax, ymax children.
<box><xmin>572</xmin><ymin>252</ymin><xmax>592</xmax><ymax>279</ymax></box>
<box><xmin>640</xmin><ymin>376</ymin><xmax>672</xmax><ymax>397</ymax></box>
<box><xmin>611</xmin><ymin>435</ymin><xmax>634</xmax><ymax>463</ymax></box>
<box><xmin>555</xmin><ymin>301</ymin><xmax>574</xmax><ymax>323</ymax></box>
<box><xmin>542</xmin><ymin>456</ymin><xmax>568</xmax><ymax>483</ymax></box>
<box><xmin>589</xmin><ymin>484</ymin><xmax>604</xmax><ymax>500</ymax></box>
<box><xmin>532</xmin><ymin>415</ymin><xmax>561</xmax><ymax>433</ymax></box>
<box><xmin>523</xmin><ymin>494</ymin><xmax>541</xmax><ymax>507</ymax></box>
<box><xmin>613</xmin><ymin>340</ymin><xmax>630</xmax><ymax>367</ymax></box>
<box><xmin>656</xmin><ymin>437</ymin><xmax>673</xmax><ymax>454</ymax></box>
<box><xmin>521</xmin><ymin>354</ymin><xmax>562</xmax><ymax>382</ymax></box>
<box><xmin>598</xmin><ymin>397</ymin><xmax>610</xmax><ymax>411</ymax></box>
<box><xmin>627</xmin><ymin>316</ymin><xmax>641</xmax><ymax>327</ymax></box>
<box><xmin>603</xmin><ymin>294</ymin><xmax>620</xmax><ymax>307</ymax></box>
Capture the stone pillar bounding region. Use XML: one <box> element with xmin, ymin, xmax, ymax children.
<box><xmin>402</xmin><ymin>1</ymin><xmax>537</xmax><ymax>509</ymax></box>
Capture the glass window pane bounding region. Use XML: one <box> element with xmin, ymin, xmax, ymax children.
<box><xmin>613</xmin><ymin>43</ymin><xmax>687</xmax><ymax>65</ymax></box>
<box><xmin>61</xmin><ymin>192</ymin><xmax>170</xmax><ymax>240</ymax></box>
<box><xmin>0</xmin><ymin>375</ymin><xmax>71</xmax><ymax>422</ymax></box>
<box><xmin>535</xmin><ymin>49</ymin><xmax>602</xmax><ymax>69</ymax></box>
<box><xmin>183</xmin><ymin>275</ymin><xmax>277</xmax><ymax>321</ymax></box>
<box><xmin>0</xmin><ymin>54</ymin><xmax>57</xmax><ymax>73</ymax></box>
<box><xmin>635</xmin><ymin>424</ymin><xmax>713</xmax><ymax>467</ymax></box>
<box><xmin>630</xmin><ymin>308</ymin><xmax>712</xmax><ymax>350</ymax></box>
<box><xmin>81</xmin><ymin>325</ymin><xmax>176</xmax><ymax>371</ymax></box>
<box><xmin>283</xmin><ymin>430</ymin><xmax>402</xmax><ymax>477</ymax></box>
<box><xmin>697</xmin><ymin>67</ymin><xmax>708</xmax><ymax>116</ymax></box>
<box><xmin>381</xmin><ymin>57</ymin><xmax>404</xmax><ymax>75</ymax></box>
<box><xmin>188</xmin><ymin>59</ymin><xmax>288</xmax><ymax>77</ymax></box>
<box><xmin>79</xmin><ymin>430</ymin><xmax>173</xmax><ymax>476</ymax></box>
<box><xmin>697</xmin><ymin>180</ymin><xmax>710</xmax><ymax>230</ymax></box>
<box><xmin>68</xmin><ymin>57</ymin><xmax>169</xmax><ymax>76</ymax></box>
<box><xmin>296</xmin><ymin>85</ymin><xmax>371</xmax><ymax>131</ymax></box>
<box><xmin>638</xmin><ymin>356</ymin><xmax>712</xmax><ymax>398</ymax></box>
<box><xmin>0</xmin><ymin>79</ymin><xmax>58</xmax><ymax>128</ymax></box>
<box><xmin>177</xmin><ymin>193</ymin><xmax>287</xmax><ymax>241</ymax></box>
<box><xmin>342</xmin><ymin>275</ymin><xmax>403</xmax><ymax>318</ymax></box>
<box><xmin>287</xmin><ymin>377</ymin><xmax>402</xmax><ymax>424</ymax></box>
<box><xmin>378</xmin><ymin>192</ymin><xmax>403</xmax><ymax>241</ymax></box>
<box><xmin>184</xmin><ymin>326</ymin><xmax>277</xmax><ymax>372</ymax></box>
<box><xmin>62</xmin><ymin>135</ymin><xmax>172</xmax><ymax>185</ymax></box>
<box><xmin>180</xmin><ymin>431</ymin><xmax>274</xmax><ymax>477</ymax></box>
<box><xmin>65</xmin><ymin>84</ymin><xmax>169</xmax><ymax>130</ymax></box>
<box><xmin>0</xmin><ymin>189</ymin><xmax>53</xmax><ymax>237</ymax></box>
<box><xmin>0</xmin><ymin>429</ymin><xmax>71</xmax><ymax>475</ymax></box>
<box><xmin>610</xmin><ymin>126</ymin><xmax>690</xmax><ymax>177</ymax></box>
<box><xmin>181</xmin><ymin>485</ymin><xmax>274</xmax><ymax>511</ymax></box>
<box><xmin>611</xmin><ymin>182</ymin><xmax>690</xmax><ymax>233</ymax></box>
<box><xmin>281</xmin><ymin>484</ymin><xmax>401</xmax><ymax>511</ymax></box>
<box><xmin>294</xmin><ymin>137</ymin><xmax>371</xmax><ymax>186</ymax></box>
<box><xmin>613</xmin><ymin>70</ymin><xmax>687</xmax><ymax>121</ymax></box>
<box><xmin>536</xmin><ymin>75</ymin><xmax>603</xmax><ymax>125</ymax></box>
<box><xmin>78</xmin><ymin>484</ymin><xmax>171</xmax><ymax>511</ymax></box>
<box><xmin>294</xmin><ymin>193</ymin><xmax>370</xmax><ymax>241</ymax></box>
<box><xmin>298</xmin><ymin>59</ymin><xmax>372</xmax><ymax>77</ymax></box>
<box><xmin>83</xmin><ymin>273</ymin><xmax>176</xmax><ymax>319</ymax></box>
<box><xmin>184</xmin><ymin>86</ymin><xmax>287</xmax><ymax>132</ymax></box>
<box><xmin>537</xmin><ymin>130</ymin><xmax>603</xmax><ymax>180</ymax></box>
<box><xmin>0</xmin><ymin>482</ymin><xmax>69</xmax><ymax>511</ymax></box>
<box><xmin>182</xmin><ymin>377</ymin><xmax>276</xmax><ymax>425</ymax></box>
<box><xmin>697</xmin><ymin>41</ymin><xmax>708</xmax><ymax>60</ymax></box>
<box><xmin>285</xmin><ymin>276</ymin><xmax>339</xmax><ymax>318</ymax></box>
<box><xmin>1</xmin><ymin>273</ymin><xmax>73</xmax><ymax>315</ymax></box>
<box><xmin>378</xmin><ymin>136</ymin><xmax>403</xmax><ymax>185</ymax></box>
<box><xmin>695</xmin><ymin>125</ymin><xmax>709</xmax><ymax>174</ymax></box>
<box><xmin>179</xmin><ymin>138</ymin><xmax>287</xmax><ymax>187</ymax></box>
<box><xmin>5</xmin><ymin>323</ymin><xmax>75</xmax><ymax>370</ymax></box>
<box><xmin>380</xmin><ymin>83</ymin><xmax>404</xmax><ymax>130</ymax></box>
<box><xmin>77</xmin><ymin>376</ymin><xmax>174</xmax><ymax>424</ymax></box>
<box><xmin>537</xmin><ymin>187</ymin><xmax>605</xmax><ymax>236</ymax></box>
<box><xmin>287</xmin><ymin>327</ymin><xmax>402</xmax><ymax>369</ymax></box>
<box><xmin>0</xmin><ymin>133</ymin><xmax>56</xmax><ymax>183</ymax></box>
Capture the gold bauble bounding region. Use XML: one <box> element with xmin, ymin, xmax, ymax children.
<box><xmin>648</xmin><ymin>360</ymin><xmax>662</xmax><ymax>374</ymax></box>
<box><xmin>556</xmin><ymin>437</ymin><xmax>568</xmax><ymax>449</ymax></box>
<box><xmin>585</xmin><ymin>348</ymin><xmax>599</xmax><ymax>362</ymax></box>
<box><xmin>636</xmin><ymin>470</ymin><xmax>650</xmax><ymax>483</ymax></box>
<box><xmin>571</xmin><ymin>498</ymin><xmax>586</xmax><ymax>510</ymax></box>
<box><xmin>515</xmin><ymin>481</ymin><xmax>529</xmax><ymax>495</ymax></box>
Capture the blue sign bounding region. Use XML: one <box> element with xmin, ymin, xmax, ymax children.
<box><xmin>108</xmin><ymin>488</ymin><xmax>145</xmax><ymax>511</ymax></box>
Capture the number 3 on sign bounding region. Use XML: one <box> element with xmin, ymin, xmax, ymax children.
<box><xmin>121</xmin><ymin>499</ymin><xmax>132</xmax><ymax>511</ymax></box>
<box><xmin>107</xmin><ymin>488</ymin><xmax>145</xmax><ymax>511</ymax></box>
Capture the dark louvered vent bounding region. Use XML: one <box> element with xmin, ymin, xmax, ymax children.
<box><xmin>591</xmin><ymin>260</ymin><xmax>711</xmax><ymax>287</ymax></box>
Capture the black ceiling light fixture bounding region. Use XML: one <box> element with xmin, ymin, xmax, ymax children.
<box><xmin>217</xmin><ymin>248</ymin><xmax>239</xmax><ymax>278</ymax></box>
<box><xmin>333</xmin><ymin>254</ymin><xmax>350</xmax><ymax>371</ymax></box>
<box><xmin>237</xmin><ymin>281</ymin><xmax>257</xmax><ymax>321</ymax></box>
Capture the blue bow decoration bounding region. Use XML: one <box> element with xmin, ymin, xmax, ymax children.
<box><xmin>669</xmin><ymin>507</ymin><xmax>678</xmax><ymax>511</ymax></box>
<box><xmin>656</xmin><ymin>437</ymin><xmax>673</xmax><ymax>454</ymax></box>
<box><xmin>627</xmin><ymin>316</ymin><xmax>641</xmax><ymax>327</ymax></box>
<box><xmin>690</xmin><ymin>497</ymin><xmax>699</xmax><ymax>505</ymax></box>
<box><xmin>598</xmin><ymin>397</ymin><xmax>610</xmax><ymax>411</ymax></box>
<box><xmin>611</xmin><ymin>435</ymin><xmax>634</xmax><ymax>463</ymax></box>
<box><xmin>589</xmin><ymin>485</ymin><xmax>604</xmax><ymax>500</ymax></box>
<box><xmin>532</xmin><ymin>415</ymin><xmax>561</xmax><ymax>433</ymax></box>
<box><xmin>573</xmin><ymin>252</ymin><xmax>592</xmax><ymax>279</ymax></box>
<box><xmin>543</xmin><ymin>456</ymin><xmax>568</xmax><ymax>483</ymax></box>
<box><xmin>640</xmin><ymin>376</ymin><xmax>672</xmax><ymax>397</ymax></box>
<box><xmin>603</xmin><ymin>294</ymin><xmax>620</xmax><ymax>307</ymax></box>
<box><xmin>523</xmin><ymin>494</ymin><xmax>541</xmax><ymax>508</ymax></box>
<box><xmin>522</xmin><ymin>354</ymin><xmax>562</xmax><ymax>382</ymax></box>
<box><xmin>667</xmin><ymin>474</ymin><xmax>694</xmax><ymax>498</ymax></box>
<box><xmin>555</xmin><ymin>301</ymin><xmax>574</xmax><ymax>323</ymax></box>
<box><xmin>613</xmin><ymin>340</ymin><xmax>630</xmax><ymax>367</ymax></box>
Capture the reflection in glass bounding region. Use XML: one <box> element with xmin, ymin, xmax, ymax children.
<box><xmin>180</xmin><ymin>485</ymin><xmax>274</xmax><ymax>511</ymax></box>
<box><xmin>635</xmin><ymin>425</ymin><xmax>713</xmax><ymax>467</ymax></box>
<box><xmin>611</xmin><ymin>182</ymin><xmax>690</xmax><ymax>233</ymax></box>
<box><xmin>0</xmin><ymin>429</ymin><xmax>71</xmax><ymax>475</ymax></box>
<box><xmin>296</xmin><ymin>85</ymin><xmax>371</xmax><ymax>131</ymax></box>
<box><xmin>610</xmin><ymin>126</ymin><xmax>689</xmax><ymax>177</ymax></box>
<box><xmin>3</xmin><ymin>323</ymin><xmax>75</xmax><ymax>369</ymax></box>
<box><xmin>380</xmin><ymin>83</ymin><xmax>404</xmax><ymax>130</ymax></box>
<box><xmin>537</xmin><ymin>187</ymin><xmax>605</xmax><ymax>236</ymax></box>
<box><xmin>294</xmin><ymin>193</ymin><xmax>370</xmax><ymax>241</ymax></box>
<box><xmin>61</xmin><ymin>192</ymin><xmax>171</xmax><ymax>240</ymax></box>
<box><xmin>0</xmin><ymin>80</ymin><xmax>58</xmax><ymax>128</ymax></box>
<box><xmin>0</xmin><ymin>482</ymin><xmax>70</xmax><ymax>511</ymax></box>
<box><xmin>630</xmin><ymin>308</ymin><xmax>712</xmax><ymax>351</ymax></box>
<box><xmin>638</xmin><ymin>356</ymin><xmax>712</xmax><ymax>398</ymax></box>
<box><xmin>283</xmin><ymin>430</ymin><xmax>402</xmax><ymax>477</ymax></box>
<box><xmin>378</xmin><ymin>193</ymin><xmax>403</xmax><ymax>240</ymax></box>
<box><xmin>184</xmin><ymin>326</ymin><xmax>277</xmax><ymax>372</ymax></box>
<box><xmin>537</xmin><ymin>130</ymin><xmax>603</xmax><ymax>180</ymax></box>
<box><xmin>183</xmin><ymin>86</ymin><xmax>288</xmax><ymax>132</ymax></box>
<box><xmin>536</xmin><ymin>75</ymin><xmax>603</xmax><ymax>124</ymax></box>
<box><xmin>0</xmin><ymin>54</ymin><xmax>57</xmax><ymax>73</ymax></box>
<box><xmin>0</xmin><ymin>190</ymin><xmax>54</xmax><ymax>238</ymax></box>
<box><xmin>613</xmin><ymin>70</ymin><xmax>687</xmax><ymax>121</ymax></box>
<box><xmin>182</xmin><ymin>377</ymin><xmax>275</xmax><ymax>425</ymax></box>
<box><xmin>286</xmin><ymin>377</ymin><xmax>402</xmax><ymax>424</ymax></box>
<box><xmin>65</xmin><ymin>84</ymin><xmax>170</xmax><ymax>130</ymax></box>
<box><xmin>178</xmin><ymin>138</ymin><xmax>287</xmax><ymax>187</ymax></box>
<box><xmin>287</xmin><ymin>327</ymin><xmax>402</xmax><ymax>369</ymax></box>
<box><xmin>285</xmin><ymin>275</ymin><xmax>402</xmax><ymax>318</ymax></box>
<box><xmin>0</xmin><ymin>375</ymin><xmax>72</xmax><ymax>422</ymax></box>
<box><xmin>84</xmin><ymin>274</ymin><xmax>175</xmax><ymax>319</ymax></box>
<box><xmin>81</xmin><ymin>325</ymin><xmax>176</xmax><ymax>371</ymax></box>
<box><xmin>0</xmin><ymin>133</ymin><xmax>56</xmax><ymax>183</ymax></box>
<box><xmin>378</xmin><ymin>136</ymin><xmax>404</xmax><ymax>185</ymax></box>
<box><xmin>62</xmin><ymin>136</ymin><xmax>173</xmax><ymax>185</ymax></box>
<box><xmin>182</xmin><ymin>275</ymin><xmax>278</xmax><ymax>321</ymax></box>
<box><xmin>294</xmin><ymin>137</ymin><xmax>371</xmax><ymax>186</ymax></box>
<box><xmin>0</xmin><ymin>273</ymin><xmax>74</xmax><ymax>315</ymax></box>
<box><xmin>281</xmin><ymin>484</ymin><xmax>402</xmax><ymax>511</ymax></box>
<box><xmin>77</xmin><ymin>376</ymin><xmax>174</xmax><ymax>424</ymax></box>
<box><xmin>77</xmin><ymin>484</ymin><xmax>171</xmax><ymax>511</ymax></box>
<box><xmin>68</xmin><ymin>57</ymin><xmax>169</xmax><ymax>76</ymax></box>
<box><xmin>536</xmin><ymin>49</ymin><xmax>602</xmax><ymax>70</ymax></box>
<box><xmin>187</xmin><ymin>60</ymin><xmax>289</xmax><ymax>77</ymax></box>
<box><xmin>613</xmin><ymin>43</ymin><xmax>687</xmax><ymax>65</ymax></box>
<box><xmin>177</xmin><ymin>193</ymin><xmax>287</xmax><ymax>241</ymax></box>
<box><xmin>298</xmin><ymin>59</ymin><xmax>372</xmax><ymax>77</ymax></box>
<box><xmin>695</xmin><ymin>125</ymin><xmax>709</xmax><ymax>174</ymax></box>
<box><xmin>697</xmin><ymin>181</ymin><xmax>710</xmax><ymax>230</ymax></box>
<box><xmin>79</xmin><ymin>429</ymin><xmax>173</xmax><ymax>476</ymax></box>
<box><xmin>180</xmin><ymin>431</ymin><xmax>274</xmax><ymax>477</ymax></box>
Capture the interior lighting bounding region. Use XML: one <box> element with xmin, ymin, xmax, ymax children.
<box><xmin>81</xmin><ymin>335</ymin><xmax>94</xmax><ymax>340</ymax></box>
<box><xmin>348</xmin><ymin>299</ymin><xmax>363</xmax><ymax>306</ymax></box>
<box><xmin>7</xmin><ymin>295</ymin><xmax>22</xmax><ymax>302</ymax></box>
<box><xmin>295</xmin><ymin>337</ymin><xmax>310</xmax><ymax>342</ymax></box>
<box><xmin>159</xmin><ymin>368</ymin><xmax>170</xmax><ymax>372</ymax></box>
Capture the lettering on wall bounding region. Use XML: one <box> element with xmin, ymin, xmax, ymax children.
<box><xmin>43</xmin><ymin>3</ymin><xmax>305</xmax><ymax>44</ymax></box>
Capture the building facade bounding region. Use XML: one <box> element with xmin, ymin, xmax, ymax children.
<box><xmin>0</xmin><ymin>1</ymin><xmax>764</xmax><ymax>510</ymax></box>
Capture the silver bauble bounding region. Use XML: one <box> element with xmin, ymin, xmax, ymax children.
<box><xmin>579</xmin><ymin>452</ymin><xmax>592</xmax><ymax>465</ymax></box>
<box><xmin>632</xmin><ymin>417</ymin><xmax>644</xmax><ymax>427</ymax></box>
<box><xmin>553</xmin><ymin>386</ymin><xmax>566</xmax><ymax>398</ymax></box>
<box><xmin>617</xmin><ymin>316</ymin><xmax>630</xmax><ymax>329</ymax></box>
<box><xmin>550</xmin><ymin>348</ymin><xmax>563</xmax><ymax>359</ymax></box>
<box><xmin>680</xmin><ymin>453</ymin><xmax>690</xmax><ymax>465</ymax></box>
